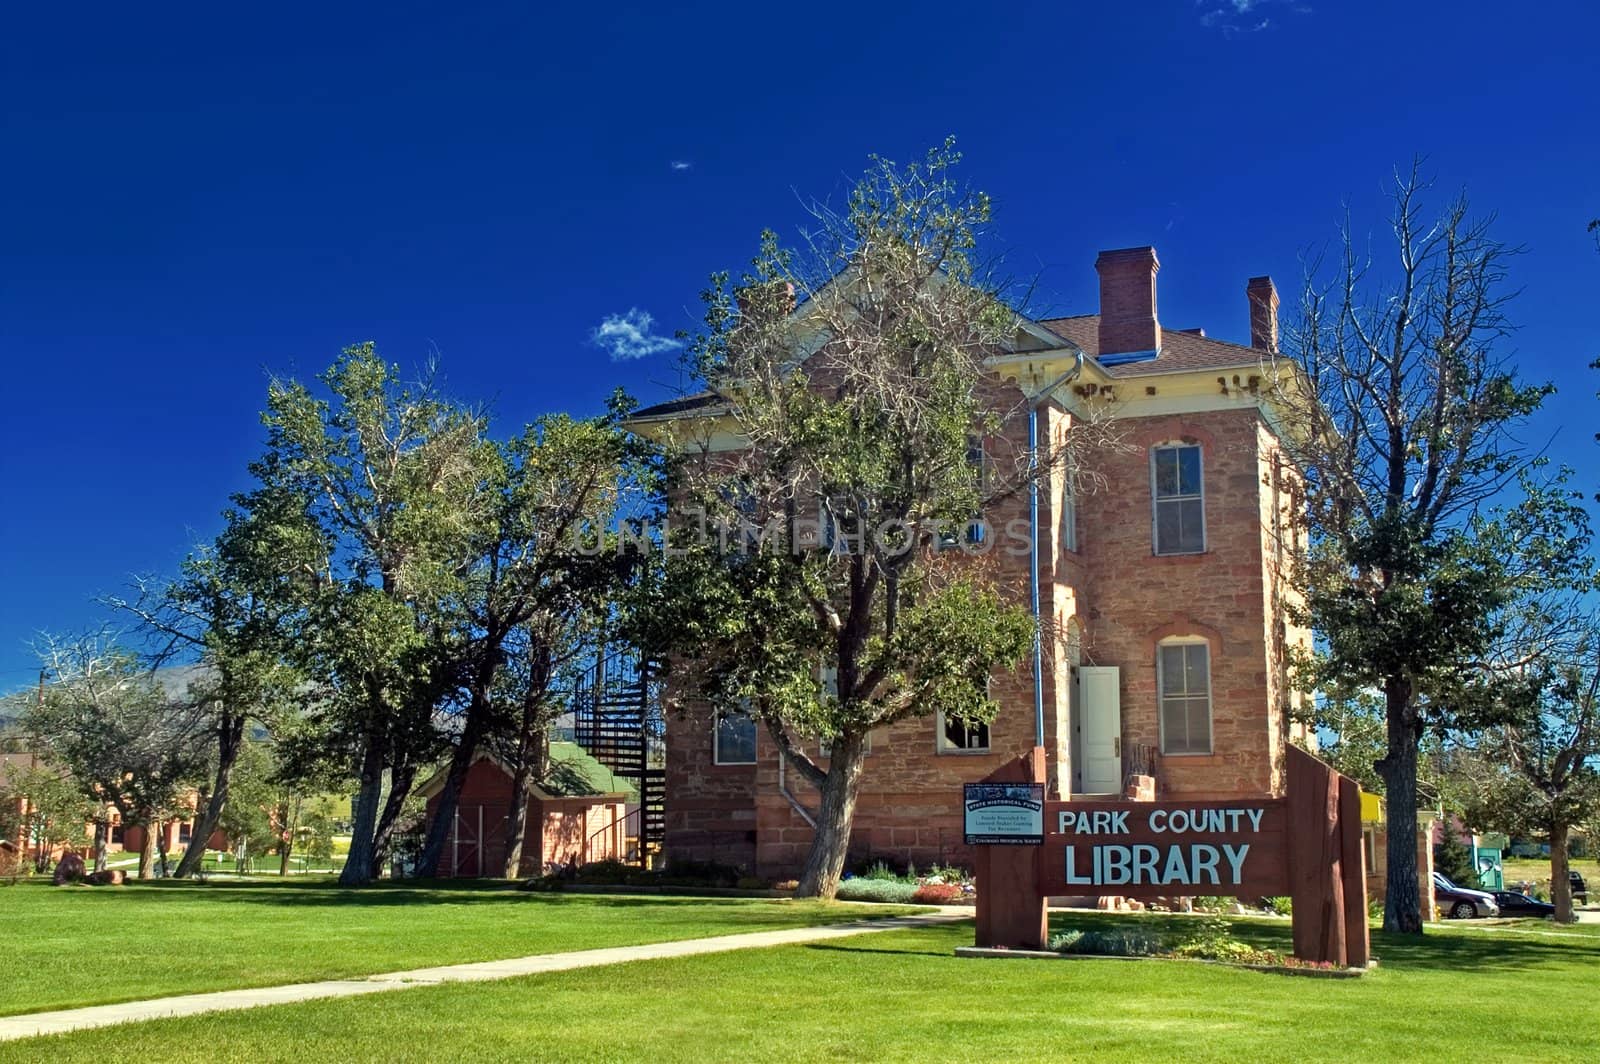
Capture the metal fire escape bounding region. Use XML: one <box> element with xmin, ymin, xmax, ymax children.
<box><xmin>571</xmin><ymin>647</ymin><xmax>665</xmax><ymax>866</ymax></box>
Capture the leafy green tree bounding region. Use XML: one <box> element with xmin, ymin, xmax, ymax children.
<box><xmin>24</xmin><ymin>636</ymin><xmax>209</xmax><ymax>878</ymax></box>
<box><xmin>416</xmin><ymin>406</ymin><xmax>650</xmax><ymax>877</ymax></box>
<box><xmin>1459</xmin><ymin>575</ymin><xmax>1600</xmax><ymax>921</ymax></box>
<box><xmin>0</xmin><ymin>760</ymin><xmax>95</xmax><ymax>871</ymax></box>
<box><xmin>630</xmin><ymin>142</ymin><xmax>1038</xmax><ymax>899</ymax></box>
<box><xmin>107</xmin><ymin>486</ymin><xmax>310</xmax><ymax>878</ymax></box>
<box><xmin>250</xmin><ymin>344</ymin><xmax>494</xmax><ymax>885</ymax></box>
<box><xmin>1271</xmin><ymin>166</ymin><xmax>1555</xmax><ymax>933</ymax></box>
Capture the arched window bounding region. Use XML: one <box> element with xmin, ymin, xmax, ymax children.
<box><xmin>1156</xmin><ymin>638</ymin><xmax>1212</xmax><ymax>755</ymax></box>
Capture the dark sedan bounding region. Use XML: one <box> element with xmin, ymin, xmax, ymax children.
<box><xmin>1492</xmin><ymin>891</ymin><xmax>1554</xmax><ymax>918</ymax></box>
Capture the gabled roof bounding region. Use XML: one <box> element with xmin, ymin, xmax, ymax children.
<box><xmin>1037</xmin><ymin>315</ymin><xmax>1269</xmax><ymax>379</ymax></box>
<box><xmin>415</xmin><ymin>742</ymin><xmax>638</xmax><ymax>802</ymax></box>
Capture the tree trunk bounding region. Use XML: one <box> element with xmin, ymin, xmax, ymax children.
<box><xmin>175</xmin><ymin>712</ymin><xmax>246</xmax><ymax>879</ymax></box>
<box><xmin>1377</xmin><ymin>677</ymin><xmax>1424</xmax><ymax>934</ymax></box>
<box><xmin>278</xmin><ymin>796</ymin><xmax>300</xmax><ymax>876</ymax></box>
<box><xmin>503</xmin><ymin>729</ymin><xmax>548</xmax><ymax>878</ymax></box>
<box><xmin>370</xmin><ymin>760</ymin><xmax>417</xmax><ymax>879</ymax></box>
<box><xmin>156</xmin><ymin>821</ymin><xmax>170</xmax><ymax>878</ymax></box>
<box><xmin>91</xmin><ymin>817</ymin><xmax>108</xmax><ymax>873</ymax></box>
<box><xmin>794</xmin><ymin>736</ymin><xmax>867</xmax><ymax>899</ymax></box>
<box><xmin>1551</xmin><ymin>818</ymin><xmax>1574</xmax><ymax>924</ymax></box>
<box><xmin>138</xmin><ymin>819</ymin><xmax>156</xmax><ymax>880</ymax></box>
<box><xmin>418</xmin><ymin>698</ymin><xmax>491</xmax><ymax>877</ymax></box>
<box><xmin>340</xmin><ymin>734</ymin><xmax>386</xmax><ymax>886</ymax></box>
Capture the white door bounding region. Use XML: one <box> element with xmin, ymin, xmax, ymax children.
<box><xmin>1076</xmin><ymin>666</ymin><xmax>1122</xmax><ymax>795</ymax></box>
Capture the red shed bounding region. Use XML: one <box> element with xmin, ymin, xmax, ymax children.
<box><xmin>418</xmin><ymin>743</ymin><xmax>636</xmax><ymax>878</ymax></box>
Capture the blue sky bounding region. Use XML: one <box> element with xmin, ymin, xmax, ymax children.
<box><xmin>1</xmin><ymin>1</ymin><xmax>1596</xmax><ymax>684</ymax></box>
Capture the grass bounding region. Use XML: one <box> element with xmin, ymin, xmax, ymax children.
<box><xmin>0</xmin><ymin>878</ymin><xmax>917</xmax><ymax>1016</ymax></box>
<box><xmin>4</xmin><ymin>910</ymin><xmax>1598</xmax><ymax>1062</ymax></box>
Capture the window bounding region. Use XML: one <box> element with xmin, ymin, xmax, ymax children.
<box><xmin>713</xmin><ymin>702</ymin><xmax>757</xmax><ymax>765</ymax></box>
<box><xmin>938</xmin><ymin>437</ymin><xmax>988</xmax><ymax>549</ymax></box>
<box><xmin>1151</xmin><ymin>444</ymin><xmax>1205</xmax><ymax>555</ymax></box>
<box><xmin>1158</xmin><ymin>641</ymin><xmax>1212</xmax><ymax>755</ymax></box>
<box><xmin>1060</xmin><ymin>464</ymin><xmax>1078</xmax><ymax>553</ymax></box>
<box><xmin>937</xmin><ymin>711</ymin><xmax>991</xmax><ymax>753</ymax></box>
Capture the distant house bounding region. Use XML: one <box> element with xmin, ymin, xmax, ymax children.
<box><xmin>418</xmin><ymin>742</ymin><xmax>636</xmax><ymax>878</ymax></box>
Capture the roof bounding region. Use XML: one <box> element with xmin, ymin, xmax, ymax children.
<box><xmin>630</xmin><ymin>391</ymin><xmax>727</xmax><ymax>421</ymax></box>
<box><xmin>1037</xmin><ymin>315</ymin><xmax>1269</xmax><ymax>379</ymax></box>
<box><xmin>416</xmin><ymin>742</ymin><xmax>638</xmax><ymax>803</ymax></box>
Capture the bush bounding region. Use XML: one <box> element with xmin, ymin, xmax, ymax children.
<box><xmin>660</xmin><ymin>858</ymin><xmax>742</xmax><ymax>887</ymax></box>
<box><xmin>1049</xmin><ymin>927</ymin><xmax>1163</xmax><ymax>957</ymax></box>
<box><xmin>1261</xmin><ymin>896</ymin><xmax>1292</xmax><ymax>916</ymax></box>
<box><xmin>735</xmin><ymin>876</ymin><xmax>768</xmax><ymax>891</ymax></box>
<box><xmin>860</xmin><ymin>861</ymin><xmax>906</xmax><ymax>882</ymax></box>
<box><xmin>1191</xmin><ymin>895</ymin><xmax>1234</xmax><ymax>913</ymax></box>
<box><xmin>835</xmin><ymin>879</ymin><xmax>919</xmax><ymax>903</ymax></box>
<box><xmin>1168</xmin><ymin>916</ymin><xmax>1271</xmax><ymax>963</ymax></box>
<box><xmin>572</xmin><ymin>859</ymin><xmax>635</xmax><ymax>885</ymax></box>
<box><xmin>910</xmin><ymin>883</ymin><xmax>965</xmax><ymax>904</ymax></box>
<box><xmin>923</xmin><ymin>864</ymin><xmax>972</xmax><ymax>886</ymax></box>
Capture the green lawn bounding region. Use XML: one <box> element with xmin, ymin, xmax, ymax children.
<box><xmin>0</xmin><ymin>879</ymin><xmax>915</xmax><ymax>1016</ymax></box>
<box><xmin>5</xmin><ymin>910</ymin><xmax>1597</xmax><ymax>1062</ymax></box>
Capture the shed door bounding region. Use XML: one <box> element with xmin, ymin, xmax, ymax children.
<box><xmin>1076</xmin><ymin>666</ymin><xmax>1122</xmax><ymax>795</ymax></box>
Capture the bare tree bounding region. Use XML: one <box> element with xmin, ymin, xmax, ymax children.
<box><xmin>1269</xmin><ymin>163</ymin><xmax>1552</xmax><ymax>932</ymax></box>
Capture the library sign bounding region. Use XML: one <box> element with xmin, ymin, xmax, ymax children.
<box><xmin>1045</xmin><ymin>800</ymin><xmax>1288</xmax><ymax>897</ymax></box>
<box><xmin>967</xmin><ymin>745</ymin><xmax>1370</xmax><ymax>968</ymax></box>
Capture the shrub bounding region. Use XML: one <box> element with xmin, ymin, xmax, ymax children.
<box><xmin>1261</xmin><ymin>896</ymin><xmax>1292</xmax><ymax>916</ymax></box>
<box><xmin>735</xmin><ymin>876</ymin><xmax>769</xmax><ymax>891</ymax></box>
<box><xmin>1191</xmin><ymin>896</ymin><xmax>1234</xmax><ymax>913</ymax></box>
<box><xmin>573</xmin><ymin>859</ymin><xmax>635</xmax><ymax>885</ymax></box>
<box><xmin>910</xmin><ymin>883</ymin><xmax>965</xmax><ymax>904</ymax></box>
<box><xmin>1049</xmin><ymin>927</ymin><xmax>1163</xmax><ymax>957</ymax></box>
<box><xmin>924</xmin><ymin>864</ymin><xmax>973</xmax><ymax>886</ymax></box>
<box><xmin>861</xmin><ymin>861</ymin><xmax>905</xmax><ymax>882</ymax></box>
<box><xmin>835</xmin><ymin>879</ymin><xmax>919</xmax><ymax>903</ymax></box>
<box><xmin>1168</xmin><ymin>916</ymin><xmax>1271</xmax><ymax>963</ymax></box>
<box><xmin>659</xmin><ymin>858</ymin><xmax>742</xmax><ymax>887</ymax></box>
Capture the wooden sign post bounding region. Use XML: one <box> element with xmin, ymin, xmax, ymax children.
<box><xmin>970</xmin><ymin>745</ymin><xmax>1369</xmax><ymax>967</ymax></box>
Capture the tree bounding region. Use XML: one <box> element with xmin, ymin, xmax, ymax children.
<box><xmin>630</xmin><ymin>142</ymin><xmax>1045</xmax><ymax>899</ymax></box>
<box><xmin>24</xmin><ymin>635</ymin><xmax>209</xmax><ymax>878</ymax></box>
<box><xmin>106</xmin><ymin>485</ymin><xmax>309</xmax><ymax>878</ymax></box>
<box><xmin>415</xmin><ymin>408</ymin><xmax>647</xmax><ymax>878</ymax></box>
<box><xmin>250</xmin><ymin>344</ymin><xmax>494</xmax><ymax>885</ymax></box>
<box><xmin>1270</xmin><ymin>164</ymin><xmax>1553</xmax><ymax>933</ymax></box>
<box><xmin>0</xmin><ymin>760</ymin><xmax>95</xmax><ymax>872</ymax></box>
<box><xmin>1460</xmin><ymin>587</ymin><xmax>1600</xmax><ymax>921</ymax></box>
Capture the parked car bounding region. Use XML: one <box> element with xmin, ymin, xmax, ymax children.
<box><xmin>1570</xmin><ymin>871</ymin><xmax>1588</xmax><ymax>904</ymax></box>
<box><xmin>1434</xmin><ymin>872</ymin><xmax>1500</xmax><ymax>919</ymax></box>
<box><xmin>1492</xmin><ymin>891</ymin><xmax>1554</xmax><ymax>918</ymax></box>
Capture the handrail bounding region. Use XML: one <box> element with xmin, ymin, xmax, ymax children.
<box><xmin>582</xmin><ymin>804</ymin><xmax>644</xmax><ymax>868</ymax></box>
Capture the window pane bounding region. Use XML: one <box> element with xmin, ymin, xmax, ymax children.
<box><xmin>715</xmin><ymin>709</ymin><xmax>757</xmax><ymax>764</ymax></box>
<box><xmin>1177</xmin><ymin>446</ymin><xmax>1202</xmax><ymax>495</ymax></box>
<box><xmin>1184</xmin><ymin>645</ymin><xmax>1209</xmax><ymax>695</ymax></box>
<box><xmin>1178</xmin><ymin>498</ymin><xmax>1204</xmax><ymax>552</ymax></box>
<box><xmin>1154</xmin><ymin>449</ymin><xmax>1179</xmax><ymax>497</ymax></box>
<box><xmin>1161</xmin><ymin>698</ymin><xmax>1191</xmax><ymax>752</ymax></box>
<box><xmin>1156</xmin><ymin>499</ymin><xmax>1181</xmax><ymax>554</ymax></box>
<box><xmin>1159</xmin><ymin>645</ymin><xmax>1186</xmax><ymax>694</ymax></box>
<box><xmin>1183</xmin><ymin>697</ymin><xmax>1211</xmax><ymax>752</ymax></box>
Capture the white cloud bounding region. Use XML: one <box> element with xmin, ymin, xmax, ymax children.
<box><xmin>670</xmin><ymin>160</ymin><xmax>692</xmax><ymax>171</ymax></box>
<box><xmin>1197</xmin><ymin>0</ymin><xmax>1304</xmax><ymax>34</ymax></box>
<box><xmin>592</xmin><ymin>308</ymin><xmax>682</xmax><ymax>361</ymax></box>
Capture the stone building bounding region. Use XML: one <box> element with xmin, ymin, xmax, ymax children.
<box><xmin>628</xmin><ymin>246</ymin><xmax>1313</xmax><ymax>879</ymax></box>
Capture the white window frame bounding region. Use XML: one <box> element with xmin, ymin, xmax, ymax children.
<box><xmin>936</xmin><ymin>710</ymin><xmax>992</xmax><ymax>754</ymax></box>
<box><xmin>712</xmin><ymin>702</ymin><xmax>758</xmax><ymax>765</ymax></box>
<box><xmin>1156</xmin><ymin>637</ymin><xmax>1214</xmax><ymax>756</ymax></box>
<box><xmin>1150</xmin><ymin>443</ymin><xmax>1206</xmax><ymax>556</ymax></box>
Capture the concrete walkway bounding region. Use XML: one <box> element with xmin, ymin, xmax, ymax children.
<box><xmin>0</xmin><ymin>910</ymin><xmax>970</xmax><ymax>1043</ymax></box>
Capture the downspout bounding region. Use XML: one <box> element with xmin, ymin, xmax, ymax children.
<box><xmin>1028</xmin><ymin>351</ymin><xmax>1086</xmax><ymax>748</ymax></box>
<box><xmin>777</xmin><ymin>751</ymin><xmax>816</xmax><ymax>828</ymax></box>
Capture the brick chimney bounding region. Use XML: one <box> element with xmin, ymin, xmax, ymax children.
<box><xmin>1095</xmin><ymin>247</ymin><xmax>1161</xmax><ymax>356</ymax></box>
<box><xmin>1247</xmin><ymin>276</ymin><xmax>1278</xmax><ymax>352</ymax></box>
